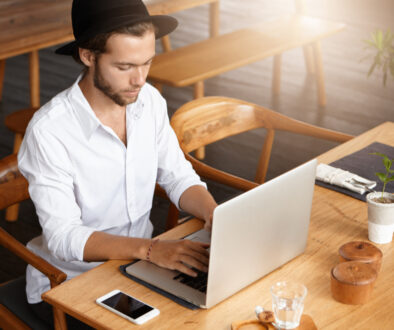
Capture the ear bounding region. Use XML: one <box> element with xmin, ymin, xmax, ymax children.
<box><xmin>79</xmin><ymin>48</ymin><xmax>96</xmax><ymax>67</ymax></box>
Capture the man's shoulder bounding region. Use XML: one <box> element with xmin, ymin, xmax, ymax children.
<box><xmin>29</xmin><ymin>89</ymin><xmax>73</xmax><ymax>130</ymax></box>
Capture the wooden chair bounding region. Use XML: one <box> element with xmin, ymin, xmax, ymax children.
<box><xmin>3</xmin><ymin>107</ymin><xmax>37</xmax><ymax>221</ymax></box>
<box><xmin>170</xmin><ymin>96</ymin><xmax>354</xmax><ymax>191</ymax></box>
<box><xmin>0</xmin><ymin>155</ymin><xmax>68</xmax><ymax>330</ymax></box>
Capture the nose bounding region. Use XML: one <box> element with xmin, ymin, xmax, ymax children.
<box><xmin>130</xmin><ymin>65</ymin><xmax>147</xmax><ymax>87</ymax></box>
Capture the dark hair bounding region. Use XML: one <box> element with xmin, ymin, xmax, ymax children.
<box><xmin>72</xmin><ymin>21</ymin><xmax>157</xmax><ymax>65</ymax></box>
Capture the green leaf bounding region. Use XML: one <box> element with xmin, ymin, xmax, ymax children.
<box><xmin>376</xmin><ymin>30</ymin><xmax>383</xmax><ymax>50</ymax></box>
<box><xmin>367</xmin><ymin>62</ymin><xmax>377</xmax><ymax>77</ymax></box>
<box><xmin>375</xmin><ymin>172</ymin><xmax>388</xmax><ymax>182</ymax></box>
<box><xmin>382</xmin><ymin>155</ymin><xmax>391</xmax><ymax>169</ymax></box>
<box><xmin>387</xmin><ymin>176</ymin><xmax>394</xmax><ymax>182</ymax></box>
<box><xmin>370</xmin><ymin>152</ymin><xmax>386</xmax><ymax>157</ymax></box>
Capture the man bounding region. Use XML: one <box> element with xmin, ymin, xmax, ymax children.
<box><xmin>18</xmin><ymin>0</ymin><xmax>217</xmax><ymax>326</ymax></box>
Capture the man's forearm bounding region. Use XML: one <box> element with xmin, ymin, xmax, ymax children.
<box><xmin>83</xmin><ymin>231</ymin><xmax>151</xmax><ymax>262</ymax></box>
<box><xmin>179</xmin><ymin>185</ymin><xmax>217</xmax><ymax>225</ymax></box>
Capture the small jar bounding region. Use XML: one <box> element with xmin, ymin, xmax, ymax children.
<box><xmin>338</xmin><ymin>241</ymin><xmax>382</xmax><ymax>273</ymax></box>
<box><xmin>331</xmin><ymin>261</ymin><xmax>377</xmax><ymax>305</ymax></box>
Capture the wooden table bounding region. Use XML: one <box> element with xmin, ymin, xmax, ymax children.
<box><xmin>0</xmin><ymin>0</ymin><xmax>220</xmax><ymax>107</ymax></box>
<box><xmin>42</xmin><ymin>121</ymin><xmax>394</xmax><ymax>329</ymax></box>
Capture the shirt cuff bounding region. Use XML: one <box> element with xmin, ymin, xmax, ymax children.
<box><xmin>169</xmin><ymin>179</ymin><xmax>207</xmax><ymax>210</ymax></box>
<box><xmin>65</xmin><ymin>226</ymin><xmax>96</xmax><ymax>262</ymax></box>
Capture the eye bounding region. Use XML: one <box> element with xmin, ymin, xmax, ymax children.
<box><xmin>117</xmin><ymin>65</ymin><xmax>130</xmax><ymax>71</ymax></box>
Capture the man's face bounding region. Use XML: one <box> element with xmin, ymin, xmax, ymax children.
<box><xmin>92</xmin><ymin>30</ymin><xmax>156</xmax><ymax>106</ymax></box>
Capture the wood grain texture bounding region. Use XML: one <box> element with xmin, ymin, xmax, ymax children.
<box><xmin>42</xmin><ymin>123</ymin><xmax>394</xmax><ymax>329</ymax></box>
<box><xmin>170</xmin><ymin>96</ymin><xmax>353</xmax><ymax>188</ymax></box>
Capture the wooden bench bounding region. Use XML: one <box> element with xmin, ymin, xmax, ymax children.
<box><xmin>149</xmin><ymin>14</ymin><xmax>345</xmax><ymax>108</ymax></box>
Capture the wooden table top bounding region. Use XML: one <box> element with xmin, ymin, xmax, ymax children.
<box><xmin>42</xmin><ymin>122</ymin><xmax>394</xmax><ymax>329</ymax></box>
<box><xmin>0</xmin><ymin>0</ymin><xmax>219</xmax><ymax>60</ymax></box>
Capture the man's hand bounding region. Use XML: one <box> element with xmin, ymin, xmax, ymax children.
<box><xmin>149</xmin><ymin>239</ymin><xmax>210</xmax><ymax>277</ymax></box>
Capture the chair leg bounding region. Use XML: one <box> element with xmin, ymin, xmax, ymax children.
<box><xmin>161</xmin><ymin>35</ymin><xmax>172</xmax><ymax>52</ymax></box>
<box><xmin>210</xmin><ymin>1</ymin><xmax>220</xmax><ymax>38</ymax></box>
<box><xmin>193</xmin><ymin>81</ymin><xmax>205</xmax><ymax>160</ymax></box>
<box><xmin>312</xmin><ymin>41</ymin><xmax>326</xmax><ymax>107</ymax></box>
<box><xmin>29</xmin><ymin>51</ymin><xmax>40</xmax><ymax>108</ymax></box>
<box><xmin>303</xmin><ymin>44</ymin><xmax>315</xmax><ymax>74</ymax></box>
<box><xmin>5</xmin><ymin>133</ymin><xmax>24</xmax><ymax>221</ymax></box>
<box><xmin>0</xmin><ymin>59</ymin><xmax>5</xmax><ymax>101</ymax></box>
<box><xmin>272</xmin><ymin>54</ymin><xmax>282</xmax><ymax>97</ymax></box>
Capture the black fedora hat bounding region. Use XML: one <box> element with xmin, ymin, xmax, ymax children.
<box><xmin>56</xmin><ymin>0</ymin><xmax>178</xmax><ymax>55</ymax></box>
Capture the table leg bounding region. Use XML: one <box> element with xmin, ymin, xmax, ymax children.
<box><xmin>53</xmin><ymin>307</ymin><xmax>67</xmax><ymax>330</ymax></box>
<box><xmin>312</xmin><ymin>41</ymin><xmax>326</xmax><ymax>107</ymax></box>
<box><xmin>210</xmin><ymin>1</ymin><xmax>220</xmax><ymax>37</ymax></box>
<box><xmin>303</xmin><ymin>44</ymin><xmax>315</xmax><ymax>74</ymax></box>
<box><xmin>194</xmin><ymin>81</ymin><xmax>205</xmax><ymax>160</ymax></box>
<box><xmin>0</xmin><ymin>59</ymin><xmax>5</xmax><ymax>101</ymax></box>
<box><xmin>272</xmin><ymin>54</ymin><xmax>282</xmax><ymax>97</ymax></box>
<box><xmin>29</xmin><ymin>50</ymin><xmax>40</xmax><ymax>108</ymax></box>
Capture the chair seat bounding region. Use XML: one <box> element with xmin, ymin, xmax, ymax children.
<box><xmin>4</xmin><ymin>107</ymin><xmax>37</xmax><ymax>134</ymax></box>
<box><xmin>0</xmin><ymin>276</ymin><xmax>51</xmax><ymax>330</ymax></box>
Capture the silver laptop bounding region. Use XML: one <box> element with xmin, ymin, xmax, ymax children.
<box><xmin>125</xmin><ymin>159</ymin><xmax>317</xmax><ymax>308</ymax></box>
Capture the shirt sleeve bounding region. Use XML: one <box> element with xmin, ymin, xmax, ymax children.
<box><xmin>154</xmin><ymin>95</ymin><xmax>206</xmax><ymax>209</ymax></box>
<box><xmin>18</xmin><ymin>126</ymin><xmax>94</xmax><ymax>262</ymax></box>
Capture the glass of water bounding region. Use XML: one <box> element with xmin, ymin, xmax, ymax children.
<box><xmin>270</xmin><ymin>281</ymin><xmax>307</xmax><ymax>329</ymax></box>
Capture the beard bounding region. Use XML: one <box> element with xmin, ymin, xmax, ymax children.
<box><xmin>93</xmin><ymin>60</ymin><xmax>140</xmax><ymax>107</ymax></box>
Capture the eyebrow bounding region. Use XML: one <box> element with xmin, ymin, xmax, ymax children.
<box><xmin>114</xmin><ymin>54</ymin><xmax>156</xmax><ymax>66</ymax></box>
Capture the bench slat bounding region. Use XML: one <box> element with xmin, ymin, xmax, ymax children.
<box><xmin>149</xmin><ymin>15</ymin><xmax>345</xmax><ymax>87</ymax></box>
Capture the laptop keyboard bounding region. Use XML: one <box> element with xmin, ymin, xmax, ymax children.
<box><xmin>173</xmin><ymin>268</ymin><xmax>208</xmax><ymax>293</ymax></box>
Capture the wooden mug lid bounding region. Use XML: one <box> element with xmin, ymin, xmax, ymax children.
<box><xmin>332</xmin><ymin>261</ymin><xmax>377</xmax><ymax>285</ymax></box>
<box><xmin>339</xmin><ymin>241</ymin><xmax>382</xmax><ymax>263</ymax></box>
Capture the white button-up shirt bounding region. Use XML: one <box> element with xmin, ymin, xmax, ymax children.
<box><xmin>18</xmin><ymin>78</ymin><xmax>205</xmax><ymax>303</ymax></box>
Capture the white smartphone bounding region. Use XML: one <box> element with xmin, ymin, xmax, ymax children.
<box><xmin>96</xmin><ymin>289</ymin><xmax>160</xmax><ymax>325</ymax></box>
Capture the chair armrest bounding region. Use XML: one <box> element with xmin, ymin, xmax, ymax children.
<box><xmin>0</xmin><ymin>227</ymin><xmax>66</xmax><ymax>287</ymax></box>
<box><xmin>0</xmin><ymin>155</ymin><xmax>29</xmax><ymax>209</ymax></box>
<box><xmin>0</xmin><ymin>154</ymin><xmax>20</xmax><ymax>183</ymax></box>
<box><xmin>186</xmin><ymin>154</ymin><xmax>258</xmax><ymax>192</ymax></box>
<box><xmin>0</xmin><ymin>176</ymin><xmax>29</xmax><ymax>210</ymax></box>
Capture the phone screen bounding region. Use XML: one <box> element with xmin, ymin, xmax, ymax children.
<box><xmin>101</xmin><ymin>292</ymin><xmax>153</xmax><ymax>319</ymax></box>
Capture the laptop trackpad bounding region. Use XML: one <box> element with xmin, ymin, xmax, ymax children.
<box><xmin>184</xmin><ymin>228</ymin><xmax>211</xmax><ymax>244</ymax></box>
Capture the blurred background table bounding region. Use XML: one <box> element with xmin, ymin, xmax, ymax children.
<box><xmin>0</xmin><ymin>0</ymin><xmax>220</xmax><ymax>107</ymax></box>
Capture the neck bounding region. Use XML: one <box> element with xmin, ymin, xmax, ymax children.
<box><xmin>78</xmin><ymin>71</ymin><xmax>126</xmax><ymax>117</ymax></box>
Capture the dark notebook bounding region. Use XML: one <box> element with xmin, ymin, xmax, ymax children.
<box><xmin>315</xmin><ymin>142</ymin><xmax>394</xmax><ymax>201</ymax></box>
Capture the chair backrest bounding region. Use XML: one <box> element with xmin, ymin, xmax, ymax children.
<box><xmin>171</xmin><ymin>96</ymin><xmax>353</xmax><ymax>184</ymax></box>
<box><xmin>0</xmin><ymin>154</ymin><xmax>29</xmax><ymax>210</ymax></box>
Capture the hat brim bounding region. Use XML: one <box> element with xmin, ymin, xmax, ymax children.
<box><xmin>55</xmin><ymin>15</ymin><xmax>177</xmax><ymax>55</ymax></box>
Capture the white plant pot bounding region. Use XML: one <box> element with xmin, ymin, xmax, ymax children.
<box><xmin>366</xmin><ymin>192</ymin><xmax>394</xmax><ymax>244</ymax></box>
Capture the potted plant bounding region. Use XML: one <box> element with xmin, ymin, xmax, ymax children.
<box><xmin>364</xmin><ymin>29</ymin><xmax>394</xmax><ymax>86</ymax></box>
<box><xmin>366</xmin><ymin>152</ymin><xmax>394</xmax><ymax>244</ymax></box>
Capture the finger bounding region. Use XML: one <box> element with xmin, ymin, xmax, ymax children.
<box><xmin>175</xmin><ymin>262</ymin><xmax>198</xmax><ymax>277</ymax></box>
<box><xmin>183</xmin><ymin>243</ymin><xmax>210</xmax><ymax>262</ymax></box>
<box><xmin>180</xmin><ymin>247</ymin><xmax>210</xmax><ymax>266</ymax></box>
<box><xmin>179</xmin><ymin>255</ymin><xmax>208</xmax><ymax>273</ymax></box>
<box><xmin>184</xmin><ymin>240</ymin><xmax>210</xmax><ymax>255</ymax></box>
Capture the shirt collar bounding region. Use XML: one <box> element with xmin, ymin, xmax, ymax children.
<box><xmin>67</xmin><ymin>75</ymin><xmax>145</xmax><ymax>140</ymax></box>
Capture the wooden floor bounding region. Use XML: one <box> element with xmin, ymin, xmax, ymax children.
<box><xmin>1</xmin><ymin>0</ymin><xmax>393</xmax><ymax>283</ymax></box>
